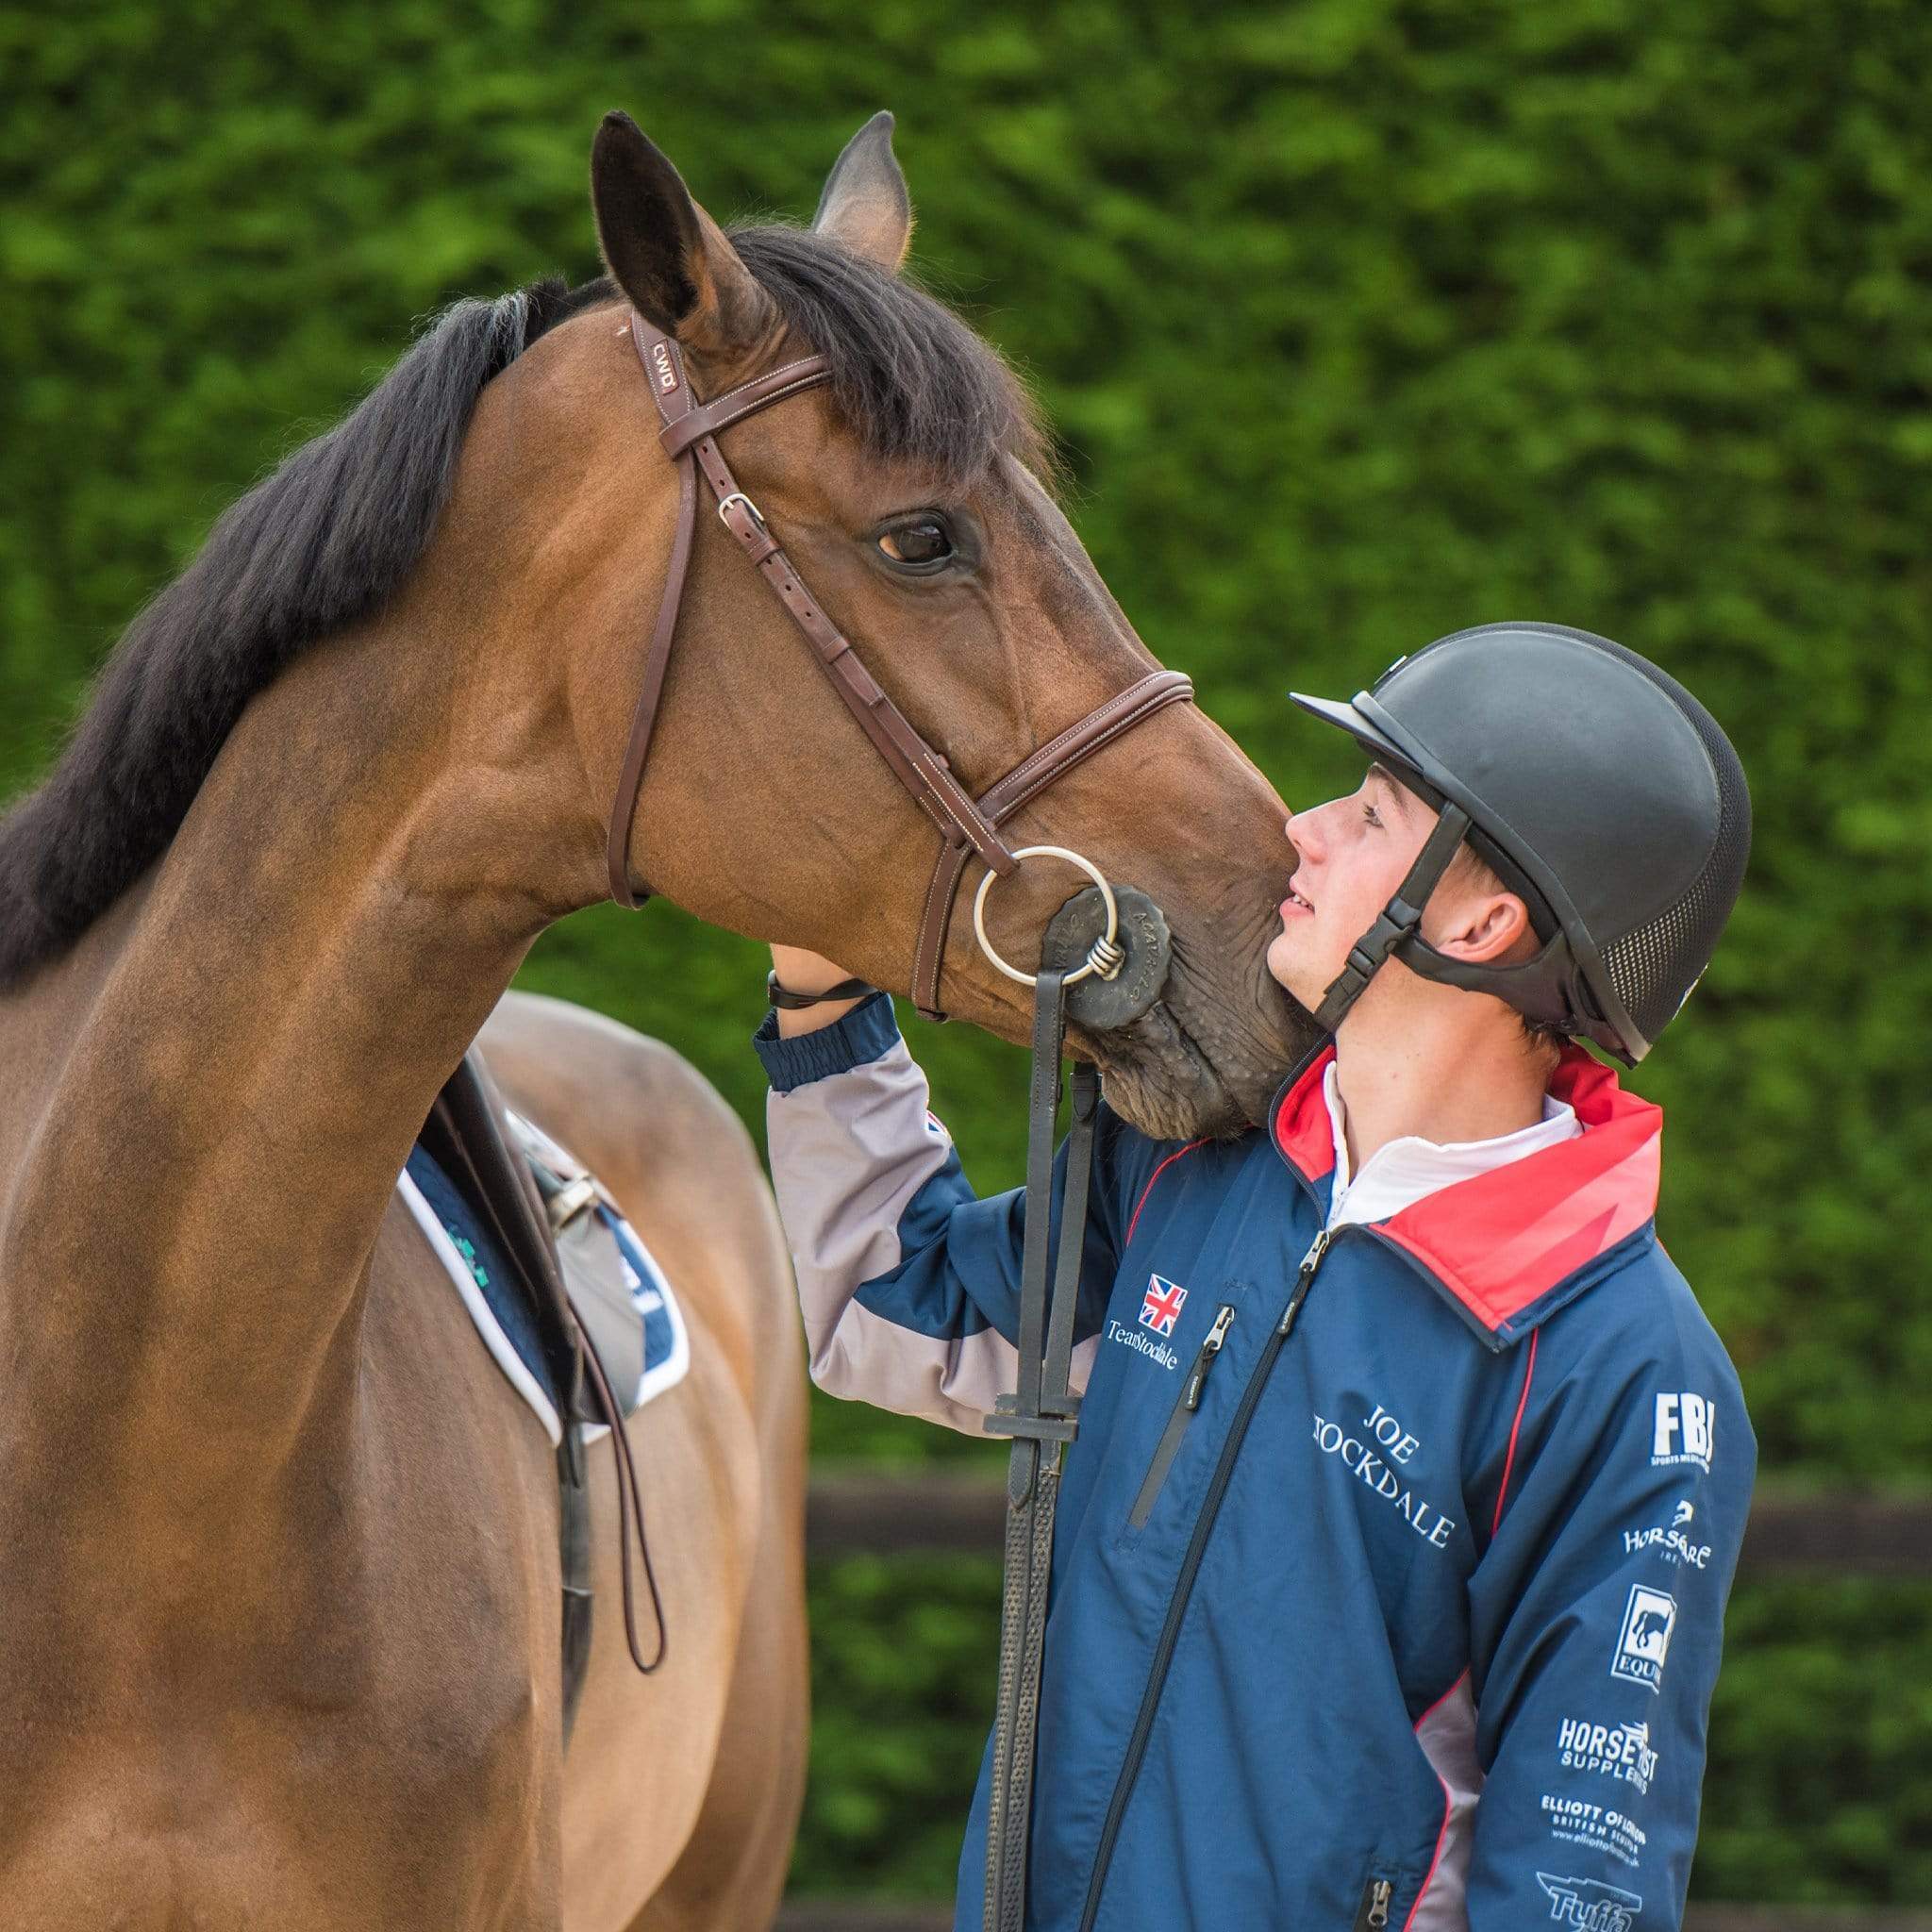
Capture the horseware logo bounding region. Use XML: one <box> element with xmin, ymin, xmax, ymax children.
<box><xmin>650</xmin><ymin>341</ymin><xmax>677</xmax><ymax>392</ymax></box>
<box><xmin>1535</xmin><ymin>1873</ymin><xmax>1643</xmax><ymax>1930</ymax></box>
<box><xmin>1140</xmin><ymin>1274</ymin><xmax>1187</xmax><ymax>1337</ymax></box>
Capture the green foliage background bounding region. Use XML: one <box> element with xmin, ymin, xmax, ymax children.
<box><xmin>6</xmin><ymin>0</ymin><xmax>1929</xmax><ymax>1907</ymax></box>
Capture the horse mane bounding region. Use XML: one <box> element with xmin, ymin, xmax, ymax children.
<box><xmin>0</xmin><ymin>225</ymin><xmax>1048</xmax><ymax>986</ymax></box>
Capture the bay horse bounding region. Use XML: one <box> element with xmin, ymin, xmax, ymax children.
<box><xmin>0</xmin><ymin>110</ymin><xmax>1309</xmax><ymax>1928</ymax></box>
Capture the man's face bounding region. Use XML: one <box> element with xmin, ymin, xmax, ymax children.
<box><xmin>1265</xmin><ymin>762</ymin><xmax>1440</xmax><ymax>1011</ymax></box>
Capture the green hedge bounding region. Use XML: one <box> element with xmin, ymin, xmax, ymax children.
<box><xmin>7</xmin><ymin>0</ymin><xmax>1928</xmax><ymax>1905</ymax></box>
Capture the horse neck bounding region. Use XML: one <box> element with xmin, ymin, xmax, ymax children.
<box><xmin>1</xmin><ymin>604</ymin><xmax>592</xmax><ymax>1494</ymax></box>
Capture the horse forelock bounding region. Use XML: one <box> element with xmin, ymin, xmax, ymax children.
<box><xmin>726</xmin><ymin>224</ymin><xmax>1056</xmax><ymax>492</ymax></box>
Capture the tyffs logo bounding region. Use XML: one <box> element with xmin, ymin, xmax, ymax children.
<box><xmin>1535</xmin><ymin>1873</ymin><xmax>1643</xmax><ymax>1930</ymax></box>
<box><xmin>1140</xmin><ymin>1274</ymin><xmax>1188</xmax><ymax>1337</ymax></box>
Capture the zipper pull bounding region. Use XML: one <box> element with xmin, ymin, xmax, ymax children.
<box><xmin>1278</xmin><ymin>1229</ymin><xmax>1331</xmax><ymax>1336</ymax></box>
<box><xmin>1181</xmin><ymin>1304</ymin><xmax>1236</xmax><ymax>1410</ymax></box>
<box><xmin>1354</xmin><ymin>1875</ymin><xmax>1392</xmax><ymax>1931</ymax></box>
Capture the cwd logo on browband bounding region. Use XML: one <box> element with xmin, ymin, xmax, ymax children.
<box><xmin>1141</xmin><ymin>1274</ymin><xmax>1188</xmax><ymax>1338</ymax></box>
<box><xmin>650</xmin><ymin>341</ymin><xmax>677</xmax><ymax>392</ymax></box>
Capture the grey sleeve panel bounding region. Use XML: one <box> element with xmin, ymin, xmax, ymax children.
<box><xmin>766</xmin><ymin>1031</ymin><xmax>1099</xmax><ymax>1437</ymax></box>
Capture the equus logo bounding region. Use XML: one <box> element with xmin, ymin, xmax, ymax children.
<box><xmin>1610</xmin><ymin>1583</ymin><xmax>1677</xmax><ymax>1692</ymax></box>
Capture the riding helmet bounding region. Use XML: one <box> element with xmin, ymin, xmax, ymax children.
<box><xmin>1289</xmin><ymin>621</ymin><xmax>1751</xmax><ymax>1063</ymax></box>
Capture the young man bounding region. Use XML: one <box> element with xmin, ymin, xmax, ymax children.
<box><xmin>757</xmin><ymin>622</ymin><xmax>1754</xmax><ymax>1932</ymax></box>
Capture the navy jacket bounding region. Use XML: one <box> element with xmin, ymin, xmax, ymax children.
<box><xmin>757</xmin><ymin>995</ymin><xmax>1754</xmax><ymax>1932</ymax></box>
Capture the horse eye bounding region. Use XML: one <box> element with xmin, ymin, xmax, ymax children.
<box><xmin>876</xmin><ymin>515</ymin><xmax>954</xmax><ymax>568</ymax></box>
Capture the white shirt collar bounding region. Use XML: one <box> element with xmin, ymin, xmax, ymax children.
<box><xmin>1321</xmin><ymin>1060</ymin><xmax>1581</xmax><ymax>1233</ymax></box>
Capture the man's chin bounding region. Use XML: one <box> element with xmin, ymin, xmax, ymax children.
<box><xmin>1263</xmin><ymin>935</ymin><xmax>1324</xmax><ymax>1015</ymax></box>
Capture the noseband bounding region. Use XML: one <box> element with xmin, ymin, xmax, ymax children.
<box><xmin>606</xmin><ymin>309</ymin><xmax>1193</xmax><ymax>1018</ymax></box>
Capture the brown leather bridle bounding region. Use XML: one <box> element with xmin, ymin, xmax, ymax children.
<box><xmin>606</xmin><ymin>309</ymin><xmax>1194</xmax><ymax>1019</ymax></box>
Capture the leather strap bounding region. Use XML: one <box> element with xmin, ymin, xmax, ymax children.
<box><xmin>979</xmin><ymin>974</ymin><xmax>1099</xmax><ymax>1930</ymax></box>
<box><xmin>607</xmin><ymin>330</ymin><xmax>824</xmax><ymax>905</ymax></box>
<box><xmin>657</xmin><ymin>357</ymin><xmax>837</xmax><ymax>460</ymax></box>
<box><xmin>606</xmin><ymin>436</ymin><xmax>697</xmax><ymax>907</ymax></box>
<box><xmin>910</xmin><ymin>670</ymin><xmax>1193</xmax><ymax>1020</ymax></box>
<box><xmin>1041</xmin><ymin>1059</ymin><xmax>1098</xmax><ymax>1416</ymax></box>
<box><xmin>766</xmin><ymin>970</ymin><xmax>878</xmax><ymax>1010</ymax></box>
<box><xmin>558</xmin><ymin>1437</ymin><xmax>592</xmax><ymax>1744</ymax></box>
<box><xmin>577</xmin><ymin>1319</ymin><xmax>668</xmax><ymax>1675</ymax></box>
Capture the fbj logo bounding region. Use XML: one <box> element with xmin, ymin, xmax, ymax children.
<box><xmin>1651</xmin><ymin>1391</ymin><xmax>1714</xmax><ymax>1473</ymax></box>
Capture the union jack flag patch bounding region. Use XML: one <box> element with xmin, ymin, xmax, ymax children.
<box><xmin>1141</xmin><ymin>1274</ymin><xmax>1188</xmax><ymax>1337</ymax></box>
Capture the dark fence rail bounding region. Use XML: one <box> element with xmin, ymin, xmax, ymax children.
<box><xmin>807</xmin><ymin>1472</ymin><xmax>1932</xmax><ymax>1577</ymax></box>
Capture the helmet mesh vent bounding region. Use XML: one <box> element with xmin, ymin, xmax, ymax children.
<box><xmin>1591</xmin><ymin>639</ymin><xmax>1752</xmax><ymax>1049</ymax></box>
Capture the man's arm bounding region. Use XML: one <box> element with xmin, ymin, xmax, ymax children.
<box><xmin>1459</xmin><ymin>1305</ymin><xmax>1756</xmax><ymax>1931</ymax></box>
<box><xmin>757</xmin><ymin>948</ymin><xmax>1128</xmax><ymax>1436</ymax></box>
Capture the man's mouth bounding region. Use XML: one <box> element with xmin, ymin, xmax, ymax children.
<box><xmin>1280</xmin><ymin>880</ymin><xmax>1315</xmax><ymax>918</ymax></box>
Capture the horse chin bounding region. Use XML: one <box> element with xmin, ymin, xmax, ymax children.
<box><xmin>1087</xmin><ymin>987</ymin><xmax>1314</xmax><ymax>1143</ymax></box>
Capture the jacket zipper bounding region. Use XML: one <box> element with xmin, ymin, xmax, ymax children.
<box><xmin>1077</xmin><ymin>1230</ymin><xmax>1332</xmax><ymax>1932</ymax></box>
<box><xmin>1354</xmin><ymin>1874</ymin><xmax>1393</xmax><ymax>1930</ymax></box>
<box><xmin>1125</xmin><ymin>1303</ymin><xmax>1237</xmax><ymax>1531</ymax></box>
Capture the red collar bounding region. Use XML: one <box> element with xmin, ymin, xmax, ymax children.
<box><xmin>1269</xmin><ymin>1043</ymin><xmax>1662</xmax><ymax>1338</ymax></box>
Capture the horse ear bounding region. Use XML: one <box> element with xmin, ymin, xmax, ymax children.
<box><xmin>591</xmin><ymin>110</ymin><xmax>774</xmax><ymax>355</ymax></box>
<box><xmin>812</xmin><ymin>111</ymin><xmax>913</xmax><ymax>273</ymax></box>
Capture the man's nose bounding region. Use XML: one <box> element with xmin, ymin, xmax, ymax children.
<box><xmin>1284</xmin><ymin>806</ymin><xmax>1322</xmax><ymax>862</ymax></box>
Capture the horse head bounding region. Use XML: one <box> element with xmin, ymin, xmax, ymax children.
<box><xmin>450</xmin><ymin>111</ymin><xmax>1308</xmax><ymax>1137</ymax></box>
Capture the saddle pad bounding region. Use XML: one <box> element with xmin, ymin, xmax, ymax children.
<box><xmin>399</xmin><ymin>1137</ymin><xmax>690</xmax><ymax>1446</ymax></box>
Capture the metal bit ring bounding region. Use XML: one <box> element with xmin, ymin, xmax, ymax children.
<box><xmin>973</xmin><ymin>846</ymin><xmax>1123</xmax><ymax>988</ymax></box>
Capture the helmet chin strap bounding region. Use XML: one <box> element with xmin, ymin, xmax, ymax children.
<box><xmin>1313</xmin><ymin>799</ymin><xmax>1602</xmax><ymax>1039</ymax></box>
<box><xmin>1311</xmin><ymin>805</ymin><xmax>1472</xmax><ymax>1034</ymax></box>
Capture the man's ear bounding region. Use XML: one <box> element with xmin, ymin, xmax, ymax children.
<box><xmin>811</xmin><ymin>110</ymin><xmax>913</xmax><ymax>272</ymax></box>
<box><xmin>591</xmin><ymin>110</ymin><xmax>775</xmax><ymax>357</ymax></box>
<box><xmin>1428</xmin><ymin>888</ymin><xmax>1536</xmax><ymax>965</ymax></box>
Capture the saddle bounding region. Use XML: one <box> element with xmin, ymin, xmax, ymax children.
<box><xmin>417</xmin><ymin>1046</ymin><xmax>665</xmax><ymax>1741</ymax></box>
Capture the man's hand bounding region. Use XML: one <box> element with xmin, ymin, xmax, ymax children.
<box><xmin>769</xmin><ymin>945</ymin><xmax>872</xmax><ymax>1038</ymax></box>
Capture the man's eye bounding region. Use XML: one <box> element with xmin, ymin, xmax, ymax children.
<box><xmin>876</xmin><ymin>515</ymin><xmax>954</xmax><ymax>567</ymax></box>
<box><xmin>1361</xmin><ymin>804</ymin><xmax>1383</xmax><ymax>827</ymax></box>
